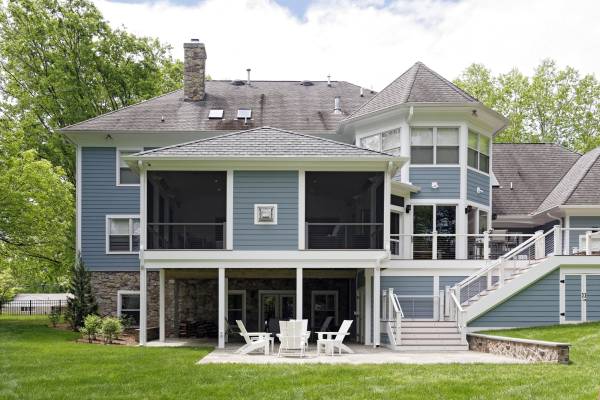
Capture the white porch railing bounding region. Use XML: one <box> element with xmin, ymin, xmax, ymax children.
<box><xmin>452</xmin><ymin>227</ymin><xmax>558</xmax><ymax>306</ymax></box>
<box><xmin>381</xmin><ymin>288</ymin><xmax>403</xmax><ymax>346</ymax></box>
<box><xmin>389</xmin><ymin>232</ymin><xmax>534</xmax><ymax>260</ymax></box>
<box><xmin>559</xmin><ymin>228</ymin><xmax>600</xmax><ymax>256</ymax></box>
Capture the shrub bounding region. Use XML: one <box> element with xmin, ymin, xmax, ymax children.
<box><xmin>101</xmin><ymin>317</ymin><xmax>123</xmax><ymax>344</ymax></box>
<box><xmin>79</xmin><ymin>314</ymin><xmax>102</xmax><ymax>342</ymax></box>
<box><xmin>48</xmin><ymin>310</ymin><xmax>61</xmax><ymax>327</ymax></box>
<box><xmin>66</xmin><ymin>255</ymin><xmax>97</xmax><ymax>330</ymax></box>
<box><xmin>120</xmin><ymin>314</ymin><xmax>135</xmax><ymax>330</ymax></box>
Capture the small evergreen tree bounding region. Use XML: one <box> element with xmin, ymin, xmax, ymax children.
<box><xmin>65</xmin><ymin>255</ymin><xmax>97</xmax><ymax>330</ymax></box>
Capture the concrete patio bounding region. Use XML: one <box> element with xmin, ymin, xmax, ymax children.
<box><xmin>195</xmin><ymin>344</ymin><xmax>529</xmax><ymax>365</ymax></box>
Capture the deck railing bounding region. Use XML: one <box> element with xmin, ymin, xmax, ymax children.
<box><xmin>389</xmin><ymin>232</ymin><xmax>534</xmax><ymax>260</ymax></box>
<box><xmin>147</xmin><ymin>222</ymin><xmax>226</xmax><ymax>250</ymax></box>
<box><xmin>559</xmin><ymin>228</ymin><xmax>600</xmax><ymax>256</ymax></box>
<box><xmin>306</xmin><ymin>223</ymin><xmax>384</xmax><ymax>250</ymax></box>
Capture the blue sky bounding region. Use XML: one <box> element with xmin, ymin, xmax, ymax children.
<box><xmin>95</xmin><ymin>0</ymin><xmax>600</xmax><ymax>90</ymax></box>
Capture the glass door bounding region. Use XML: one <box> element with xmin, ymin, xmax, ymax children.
<box><xmin>311</xmin><ymin>291</ymin><xmax>338</xmax><ymax>331</ymax></box>
<box><xmin>390</xmin><ymin>211</ymin><xmax>403</xmax><ymax>256</ymax></box>
<box><xmin>412</xmin><ymin>205</ymin><xmax>456</xmax><ymax>259</ymax></box>
<box><xmin>259</xmin><ymin>292</ymin><xmax>296</xmax><ymax>332</ymax></box>
<box><xmin>413</xmin><ymin>205</ymin><xmax>433</xmax><ymax>259</ymax></box>
<box><xmin>436</xmin><ymin>205</ymin><xmax>456</xmax><ymax>259</ymax></box>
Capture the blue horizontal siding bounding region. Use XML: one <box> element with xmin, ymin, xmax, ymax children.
<box><xmin>233</xmin><ymin>171</ymin><xmax>298</xmax><ymax>250</ymax></box>
<box><xmin>467</xmin><ymin>169</ymin><xmax>490</xmax><ymax>206</ymax></box>
<box><xmin>587</xmin><ymin>275</ymin><xmax>600</xmax><ymax>321</ymax></box>
<box><xmin>469</xmin><ymin>269</ymin><xmax>560</xmax><ymax>328</ymax></box>
<box><xmin>81</xmin><ymin>147</ymin><xmax>140</xmax><ymax>271</ymax></box>
<box><xmin>409</xmin><ymin>167</ymin><xmax>460</xmax><ymax>199</ymax></box>
<box><xmin>382</xmin><ymin>276</ymin><xmax>433</xmax><ymax>319</ymax></box>
<box><xmin>565</xmin><ymin>275</ymin><xmax>582</xmax><ymax>321</ymax></box>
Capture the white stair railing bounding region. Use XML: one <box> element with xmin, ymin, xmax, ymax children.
<box><xmin>452</xmin><ymin>226</ymin><xmax>559</xmax><ymax>306</ymax></box>
<box><xmin>448</xmin><ymin>288</ymin><xmax>466</xmax><ymax>344</ymax></box>
<box><xmin>381</xmin><ymin>288</ymin><xmax>404</xmax><ymax>346</ymax></box>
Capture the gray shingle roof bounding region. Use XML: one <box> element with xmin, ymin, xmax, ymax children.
<box><xmin>61</xmin><ymin>80</ymin><xmax>375</xmax><ymax>133</ymax></box>
<box><xmin>345</xmin><ymin>62</ymin><xmax>479</xmax><ymax>121</ymax></box>
<box><xmin>535</xmin><ymin>147</ymin><xmax>600</xmax><ymax>213</ymax></box>
<box><xmin>132</xmin><ymin>126</ymin><xmax>398</xmax><ymax>159</ymax></box>
<box><xmin>492</xmin><ymin>143</ymin><xmax>581</xmax><ymax>216</ymax></box>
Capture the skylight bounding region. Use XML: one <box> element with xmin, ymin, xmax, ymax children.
<box><xmin>208</xmin><ymin>109</ymin><xmax>224</xmax><ymax>119</ymax></box>
<box><xmin>237</xmin><ymin>109</ymin><xmax>252</xmax><ymax>119</ymax></box>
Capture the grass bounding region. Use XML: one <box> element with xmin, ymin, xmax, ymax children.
<box><xmin>1</xmin><ymin>316</ymin><xmax>599</xmax><ymax>399</ymax></box>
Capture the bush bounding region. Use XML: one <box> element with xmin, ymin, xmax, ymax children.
<box><xmin>66</xmin><ymin>255</ymin><xmax>97</xmax><ymax>330</ymax></box>
<box><xmin>119</xmin><ymin>314</ymin><xmax>135</xmax><ymax>330</ymax></box>
<box><xmin>80</xmin><ymin>314</ymin><xmax>102</xmax><ymax>343</ymax></box>
<box><xmin>101</xmin><ymin>317</ymin><xmax>123</xmax><ymax>344</ymax></box>
<box><xmin>48</xmin><ymin>310</ymin><xmax>61</xmax><ymax>327</ymax></box>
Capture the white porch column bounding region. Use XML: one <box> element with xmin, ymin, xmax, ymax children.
<box><xmin>373</xmin><ymin>267</ymin><xmax>381</xmax><ymax>347</ymax></box>
<box><xmin>159</xmin><ymin>269</ymin><xmax>165</xmax><ymax>342</ymax></box>
<box><xmin>139</xmin><ymin>264</ymin><xmax>147</xmax><ymax>345</ymax></box>
<box><xmin>364</xmin><ymin>268</ymin><xmax>372</xmax><ymax>345</ymax></box>
<box><xmin>296</xmin><ymin>267</ymin><xmax>303</xmax><ymax>320</ymax></box>
<box><xmin>383</xmin><ymin>163</ymin><xmax>391</xmax><ymax>252</ymax></box>
<box><xmin>218</xmin><ymin>267</ymin><xmax>226</xmax><ymax>349</ymax></box>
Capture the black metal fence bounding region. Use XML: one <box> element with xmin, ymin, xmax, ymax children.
<box><xmin>0</xmin><ymin>300</ymin><xmax>66</xmax><ymax>315</ymax></box>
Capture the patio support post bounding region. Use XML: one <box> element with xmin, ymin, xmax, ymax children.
<box><xmin>218</xmin><ymin>267</ymin><xmax>225</xmax><ymax>349</ymax></box>
<box><xmin>159</xmin><ymin>269</ymin><xmax>165</xmax><ymax>342</ymax></box>
<box><xmin>296</xmin><ymin>267</ymin><xmax>303</xmax><ymax>320</ymax></box>
<box><xmin>373</xmin><ymin>267</ymin><xmax>381</xmax><ymax>347</ymax></box>
<box><xmin>365</xmin><ymin>268</ymin><xmax>372</xmax><ymax>345</ymax></box>
<box><xmin>139</xmin><ymin>263</ymin><xmax>147</xmax><ymax>345</ymax></box>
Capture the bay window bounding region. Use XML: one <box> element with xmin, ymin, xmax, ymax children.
<box><xmin>359</xmin><ymin>128</ymin><xmax>401</xmax><ymax>155</ymax></box>
<box><xmin>468</xmin><ymin>131</ymin><xmax>490</xmax><ymax>173</ymax></box>
<box><xmin>410</xmin><ymin>127</ymin><xmax>459</xmax><ymax>165</ymax></box>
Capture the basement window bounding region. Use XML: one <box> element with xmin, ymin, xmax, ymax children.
<box><xmin>118</xmin><ymin>290</ymin><xmax>140</xmax><ymax>327</ymax></box>
<box><xmin>208</xmin><ymin>109</ymin><xmax>224</xmax><ymax>119</ymax></box>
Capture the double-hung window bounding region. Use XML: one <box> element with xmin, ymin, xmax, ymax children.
<box><xmin>468</xmin><ymin>131</ymin><xmax>490</xmax><ymax>173</ymax></box>
<box><xmin>410</xmin><ymin>127</ymin><xmax>459</xmax><ymax>164</ymax></box>
<box><xmin>106</xmin><ymin>216</ymin><xmax>140</xmax><ymax>253</ymax></box>
<box><xmin>359</xmin><ymin>128</ymin><xmax>401</xmax><ymax>155</ymax></box>
<box><xmin>117</xmin><ymin>149</ymin><xmax>141</xmax><ymax>186</ymax></box>
<box><xmin>118</xmin><ymin>291</ymin><xmax>140</xmax><ymax>326</ymax></box>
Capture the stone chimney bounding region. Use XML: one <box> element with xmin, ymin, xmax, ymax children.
<box><xmin>183</xmin><ymin>39</ymin><xmax>207</xmax><ymax>101</ymax></box>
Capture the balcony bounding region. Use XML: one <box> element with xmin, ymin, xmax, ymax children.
<box><xmin>390</xmin><ymin>232</ymin><xmax>536</xmax><ymax>260</ymax></box>
<box><xmin>147</xmin><ymin>223</ymin><xmax>225</xmax><ymax>250</ymax></box>
<box><xmin>306</xmin><ymin>223</ymin><xmax>383</xmax><ymax>250</ymax></box>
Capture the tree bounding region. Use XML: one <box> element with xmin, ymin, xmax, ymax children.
<box><xmin>0</xmin><ymin>269</ymin><xmax>18</xmax><ymax>303</ymax></box>
<box><xmin>0</xmin><ymin>127</ymin><xmax>74</xmax><ymax>292</ymax></box>
<box><xmin>0</xmin><ymin>0</ymin><xmax>183</xmax><ymax>180</ymax></box>
<box><xmin>454</xmin><ymin>60</ymin><xmax>600</xmax><ymax>153</ymax></box>
<box><xmin>65</xmin><ymin>255</ymin><xmax>97</xmax><ymax>330</ymax></box>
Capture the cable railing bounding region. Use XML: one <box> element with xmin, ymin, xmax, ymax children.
<box><xmin>147</xmin><ymin>222</ymin><xmax>226</xmax><ymax>250</ymax></box>
<box><xmin>306</xmin><ymin>223</ymin><xmax>383</xmax><ymax>250</ymax></box>
<box><xmin>559</xmin><ymin>228</ymin><xmax>600</xmax><ymax>256</ymax></box>
<box><xmin>389</xmin><ymin>232</ymin><xmax>534</xmax><ymax>260</ymax></box>
<box><xmin>452</xmin><ymin>227</ymin><xmax>556</xmax><ymax>305</ymax></box>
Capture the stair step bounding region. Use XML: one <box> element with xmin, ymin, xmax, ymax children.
<box><xmin>400</xmin><ymin>338</ymin><xmax>465</xmax><ymax>345</ymax></box>
<box><xmin>394</xmin><ymin>344</ymin><xmax>469</xmax><ymax>351</ymax></box>
<box><xmin>401</xmin><ymin>327</ymin><xmax>460</xmax><ymax>333</ymax></box>
<box><xmin>401</xmin><ymin>333</ymin><xmax>462</xmax><ymax>339</ymax></box>
<box><xmin>402</xmin><ymin>321</ymin><xmax>458</xmax><ymax>327</ymax></box>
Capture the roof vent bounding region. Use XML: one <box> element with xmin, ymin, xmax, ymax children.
<box><xmin>333</xmin><ymin>96</ymin><xmax>342</xmax><ymax>114</ymax></box>
<box><xmin>300</xmin><ymin>80</ymin><xmax>313</xmax><ymax>86</ymax></box>
<box><xmin>237</xmin><ymin>109</ymin><xmax>252</xmax><ymax>119</ymax></box>
<box><xmin>231</xmin><ymin>79</ymin><xmax>245</xmax><ymax>86</ymax></box>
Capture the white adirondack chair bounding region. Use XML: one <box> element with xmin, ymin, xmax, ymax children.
<box><xmin>235</xmin><ymin>320</ymin><xmax>271</xmax><ymax>355</ymax></box>
<box><xmin>277</xmin><ymin>320</ymin><xmax>309</xmax><ymax>357</ymax></box>
<box><xmin>316</xmin><ymin>320</ymin><xmax>354</xmax><ymax>356</ymax></box>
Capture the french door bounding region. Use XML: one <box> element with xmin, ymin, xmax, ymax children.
<box><xmin>259</xmin><ymin>291</ymin><xmax>296</xmax><ymax>331</ymax></box>
<box><xmin>563</xmin><ymin>274</ymin><xmax>600</xmax><ymax>323</ymax></box>
<box><xmin>412</xmin><ymin>205</ymin><xmax>456</xmax><ymax>259</ymax></box>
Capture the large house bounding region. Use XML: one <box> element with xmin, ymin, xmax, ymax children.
<box><xmin>62</xmin><ymin>40</ymin><xmax>600</xmax><ymax>350</ymax></box>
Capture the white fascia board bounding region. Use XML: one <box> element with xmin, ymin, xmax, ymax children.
<box><xmin>143</xmin><ymin>250</ymin><xmax>388</xmax><ymax>270</ymax></box>
<box><xmin>391</xmin><ymin>180</ymin><xmax>420</xmax><ymax>193</ymax></box>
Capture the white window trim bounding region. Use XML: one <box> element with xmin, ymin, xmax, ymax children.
<box><xmin>105</xmin><ymin>214</ymin><xmax>141</xmax><ymax>254</ymax></box>
<box><xmin>467</xmin><ymin>130</ymin><xmax>491</xmax><ymax>174</ymax></box>
<box><xmin>359</xmin><ymin>128</ymin><xmax>402</xmax><ymax>154</ymax></box>
<box><xmin>254</xmin><ymin>204</ymin><xmax>278</xmax><ymax>225</ymax></box>
<box><xmin>116</xmin><ymin>148</ymin><xmax>142</xmax><ymax>187</ymax></box>
<box><xmin>228</xmin><ymin>289</ymin><xmax>247</xmax><ymax>325</ymax></box>
<box><xmin>117</xmin><ymin>290</ymin><xmax>140</xmax><ymax>325</ymax></box>
<box><xmin>410</xmin><ymin>126</ymin><xmax>460</xmax><ymax>166</ymax></box>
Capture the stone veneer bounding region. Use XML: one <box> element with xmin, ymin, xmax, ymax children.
<box><xmin>467</xmin><ymin>333</ymin><xmax>570</xmax><ymax>364</ymax></box>
<box><xmin>90</xmin><ymin>271</ymin><xmax>160</xmax><ymax>328</ymax></box>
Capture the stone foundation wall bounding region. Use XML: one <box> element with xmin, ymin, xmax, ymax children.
<box><xmin>90</xmin><ymin>271</ymin><xmax>160</xmax><ymax>328</ymax></box>
<box><xmin>467</xmin><ymin>333</ymin><xmax>570</xmax><ymax>364</ymax></box>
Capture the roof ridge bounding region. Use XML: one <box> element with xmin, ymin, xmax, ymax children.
<box><xmin>343</xmin><ymin>63</ymin><xmax>419</xmax><ymax>122</ymax></box>
<box><xmin>563</xmin><ymin>149</ymin><xmax>600</xmax><ymax>205</ymax></box>
<box><xmin>60</xmin><ymin>89</ymin><xmax>181</xmax><ymax>131</ymax></box>
<box><xmin>135</xmin><ymin>126</ymin><xmax>397</xmax><ymax>157</ymax></box>
<box><xmin>416</xmin><ymin>62</ymin><xmax>479</xmax><ymax>103</ymax></box>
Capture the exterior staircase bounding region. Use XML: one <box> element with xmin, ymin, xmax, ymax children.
<box><xmin>382</xmin><ymin>227</ymin><xmax>562</xmax><ymax>351</ymax></box>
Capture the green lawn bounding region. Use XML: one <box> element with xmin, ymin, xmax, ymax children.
<box><xmin>1</xmin><ymin>317</ymin><xmax>599</xmax><ymax>399</ymax></box>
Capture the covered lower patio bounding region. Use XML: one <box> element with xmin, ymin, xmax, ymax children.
<box><xmin>139</xmin><ymin>262</ymin><xmax>386</xmax><ymax>348</ymax></box>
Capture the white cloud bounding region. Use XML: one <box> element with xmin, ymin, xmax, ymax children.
<box><xmin>94</xmin><ymin>0</ymin><xmax>600</xmax><ymax>90</ymax></box>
